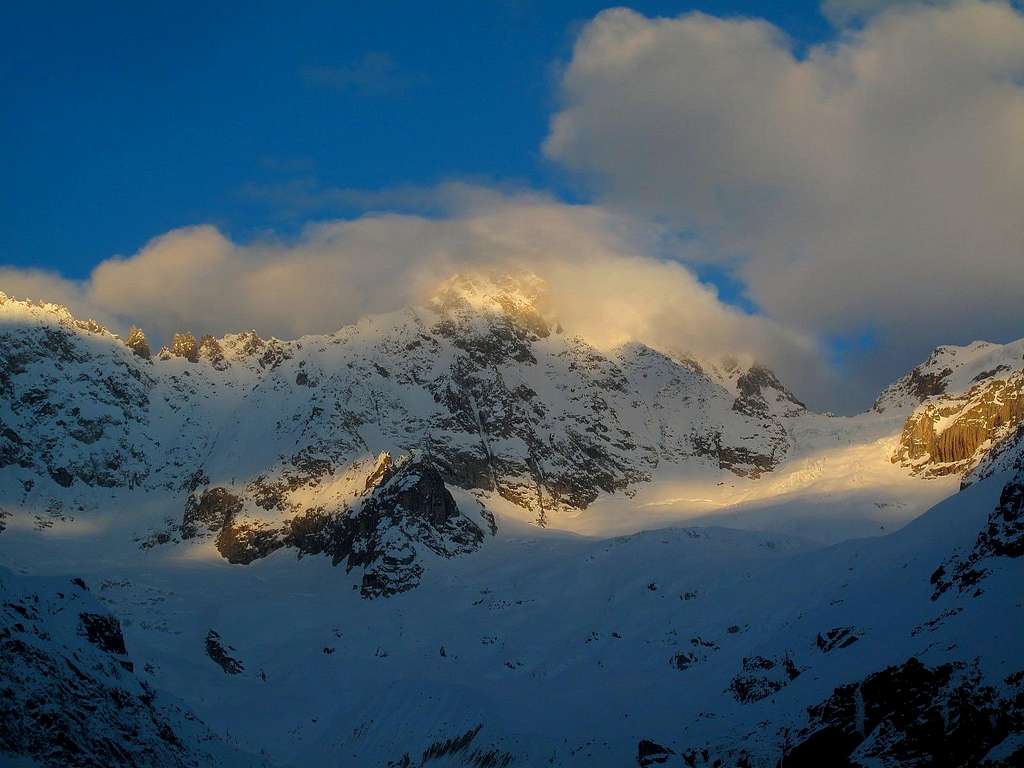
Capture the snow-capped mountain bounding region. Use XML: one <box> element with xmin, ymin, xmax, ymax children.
<box><xmin>880</xmin><ymin>339</ymin><xmax>1024</xmax><ymax>486</ymax></box>
<box><xmin>1</xmin><ymin>279</ymin><xmax>1022</xmax><ymax>766</ymax></box>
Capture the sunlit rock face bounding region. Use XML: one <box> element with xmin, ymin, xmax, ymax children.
<box><xmin>893</xmin><ymin>372</ymin><xmax>1024</xmax><ymax>478</ymax></box>
<box><xmin>873</xmin><ymin>337</ymin><xmax>1024</xmax><ymax>481</ymax></box>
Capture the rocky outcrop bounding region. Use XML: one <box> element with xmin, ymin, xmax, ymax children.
<box><xmin>931</xmin><ymin>462</ymin><xmax>1024</xmax><ymax>599</ymax></box>
<box><xmin>171</xmin><ymin>454</ymin><xmax>488</xmax><ymax>594</ymax></box>
<box><xmin>893</xmin><ymin>372</ymin><xmax>1024</xmax><ymax>478</ymax></box>
<box><xmin>875</xmin><ymin>339</ymin><xmax>1024</xmax><ymax>414</ymax></box>
<box><xmin>168</xmin><ymin>331</ymin><xmax>198</xmax><ymax>362</ymax></box>
<box><xmin>783</xmin><ymin>658</ymin><xmax>1022</xmax><ymax>767</ymax></box>
<box><xmin>181</xmin><ymin>486</ymin><xmax>243</xmax><ymax>538</ymax></box>
<box><xmin>198</xmin><ymin>334</ymin><xmax>229</xmax><ymax>370</ymax></box>
<box><xmin>732</xmin><ymin>364</ymin><xmax>805</xmax><ymax>420</ymax></box>
<box><xmin>205</xmin><ymin>630</ymin><xmax>244</xmax><ymax>674</ymax></box>
<box><xmin>637</xmin><ymin>739</ymin><xmax>675</xmax><ymax>766</ymax></box>
<box><xmin>291</xmin><ymin>454</ymin><xmax>486</xmax><ymax>597</ymax></box>
<box><xmin>727</xmin><ymin>653</ymin><xmax>803</xmax><ymax>703</ymax></box>
<box><xmin>125</xmin><ymin>326</ymin><xmax>150</xmax><ymax>360</ymax></box>
<box><xmin>815</xmin><ymin>626</ymin><xmax>861</xmax><ymax>653</ymax></box>
<box><xmin>387</xmin><ymin>723</ymin><xmax>514</xmax><ymax>768</ymax></box>
<box><xmin>180</xmin><ymin>486</ymin><xmax>285</xmax><ymax>563</ymax></box>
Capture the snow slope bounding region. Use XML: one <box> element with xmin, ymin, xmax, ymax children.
<box><xmin>1</xmin><ymin>278</ymin><xmax>1023</xmax><ymax>766</ymax></box>
<box><xmin>1</xmin><ymin>447</ymin><xmax>1020</xmax><ymax>766</ymax></box>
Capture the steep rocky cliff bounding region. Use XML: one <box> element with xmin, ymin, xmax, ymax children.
<box><xmin>892</xmin><ymin>371</ymin><xmax>1024</xmax><ymax>478</ymax></box>
<box><xmin>887</xmin><ymin>339</ymin><xmax>1024</xmax><ymax>480</ymax></box>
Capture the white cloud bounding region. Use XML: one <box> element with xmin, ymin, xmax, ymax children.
<box><xmin>0</xmin><ymin>188</ymin><xmax>830</xmax><ymax>403</ymax></box>
<box><xmin>545</xmin><ymin>1</ymin><xmax>1024</xmax><ymax>368</ymax></box>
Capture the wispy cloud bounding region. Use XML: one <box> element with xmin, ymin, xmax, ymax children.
<box><xmin>0</xmin><ymin>187</ymin><xmax>830</xmax><ymax>406</ymax></box>
<box><xmin>301</xmin><ymin>52</ymin><xmax>426</xmax><ymax>95</ymax></box>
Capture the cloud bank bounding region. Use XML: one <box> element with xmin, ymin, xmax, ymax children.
<box><xmin>546</xmin><ymin>0</ymin><xmax>1024</xmax><ymax>373</ymax></box>
<box><xmin>0</xmin><ymin>189</ymin><xmax>827</xmax><ymax>401</ymax></box>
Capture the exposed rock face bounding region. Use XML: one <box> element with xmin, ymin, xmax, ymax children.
<box><xmin>172</xmin><ymin>453</ymin><xmax>486</xmax><ymax>595</ymax></box>
<box><xmin>727</xmin><ymin>653</ymin><xmax>803</xmax><ymax>704</ymax></box>
<box><xmin>387</xmin><ymin>723</ymin><xmax>514</xmax><ymax>768</ymax></box>
<box><xmin>815</xmin><ymin>626</ymin><xmax>861</xmax><ymax>653</ymax></box>
<box><xmin>783</xmin><ymin>658</ymin><xmax>1023</xmax><ymax>767</ymax></box>
<box><xmin>893</xmin><ymin>372</ymin><xmax>1024</xmax><ymax>478</ymax></box>
<box><xmin>0</xmin><ymin>282</ymin><xmax>809</xmax><ymax>536</ymax></box>
<box><xmin>205</xmin><ymin>630</ymin><xmax>244</xmax><ymax>674</ymax></box>
<box><xmin>732</xmin><ymin>364</ymin><xmax>806</xmax><ymax>420</ymax></box>
<box><xmin>169</xmin><ymin>332</ymin><xmax>198</xmax><ymax>362</ymax></box>
<box><xmin>291</xmin><ymin>454</ymin><xmax>486</xmax><ymax>598</ymax></box>
<box><xmin>0</xmin><ymin>299</ymin><xmax>155</xmax><ymax>490</ymax></box>
<box><xmin>125</xmin><ymin>326</ymin><xmax>150</xmax><ymax>360</ymax></box>
<box><xmin>875</xmin><ymin>339</ymin><xmax>1024</xmax><ymax>414</ymax></box>
<box><xmin>181</xmin><ymin>486</ymin><xmax>285</xmax><ymax>564</ymax></box>
<box><xmin>874</xmin><ymin>348</ymin><xmax>958</xmax><ymax>412</ymax></box>
<box><xmin>198</xmin><ymin>334</ymin><xmax>228</xmax><ymax>370</ymax></box>
<box><xmin>931</xmin><ymin>461</ymin><xmax>1024</xmax><ymax>599</ymax></box>
<box><xmin>181</xmin><ymin>486</ymin><xmax>243</xmax><ymax>538</ymax></box>
<box><xmin>637</xmin><ymin>739</ymin><xmax>675</xmax><ymax>766</ymax></box>
<box><xmin>79</xmin><ymin>612</ymin><xmax>129</xmax><ymax>658</ymax></box>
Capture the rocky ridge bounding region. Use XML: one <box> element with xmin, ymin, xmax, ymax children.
<box><xmin>885</xmin><ymin>340</ymin><xmax>1024</xmax><ymax>481</ymax></box>
<box><xmin>0</xmin><ymin>279</ymin><xmax>806</xmax><ymax>566</ymax></box>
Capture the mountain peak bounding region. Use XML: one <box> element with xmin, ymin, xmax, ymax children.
<box><xmin>874</xmin><ymin>337</ymin><xmax>1024</xmax><ymax>413</ymax></box>
<box><xmin>429</xmin><ymin>270</ymin><xmax>552</xmax><ymax>338</ymax></box>
<box><xmin>430</xmin><ymin>270</ymin><xmax>546</xmax><ymax>311</ymax></box>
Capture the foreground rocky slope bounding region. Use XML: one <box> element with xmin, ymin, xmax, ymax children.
<box><xmin>0</xmin><ymin>568</ymin><xmax>265</xmax><ymax>767</ymax></box>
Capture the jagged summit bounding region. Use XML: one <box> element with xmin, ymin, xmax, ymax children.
<box><xmin>430</xmin><ymin>270</ymin><xmax>548</xmax><ymax>314</ymax></box>
<box><xmin>874</xmin><ymin>338</ymin><xmax>1024</xmax><ymax>413</ymax></box>
<box><xmin>430</xmin><ymin>270</ymin><xmax>554</xmax><ymax>341</ymax></box>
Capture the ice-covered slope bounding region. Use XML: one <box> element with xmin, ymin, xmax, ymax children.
<box><xmin>874</xmin><ymin>338</ymin><xmax>1024</xmax><ymax>414</ymax></box>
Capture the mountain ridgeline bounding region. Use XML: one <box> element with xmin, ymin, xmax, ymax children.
<box><xmin>0</xmin><ymin>277</ymin><xmax>810</xmax><ymax>581</ymax></box>
<box><xmin>1</xmin><ymin>277</ymin><xmax>1023</xmax><ymax>767</ymax></box>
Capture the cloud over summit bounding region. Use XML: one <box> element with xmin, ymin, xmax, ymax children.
<box><xmin>0</xmin><ymin>191</ymin><xmax>825</xmax><ymax>402</ymax></box>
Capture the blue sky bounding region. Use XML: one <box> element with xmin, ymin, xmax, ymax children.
<box><xmin>4</xmin><ymin>1</ymin><xmax>1022</xmax><ymax>412</ymax></box>
<box><xmin>2</xmin><ymin>0</ymin><xmax>829</xmax><ymax>279</ymax></box>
